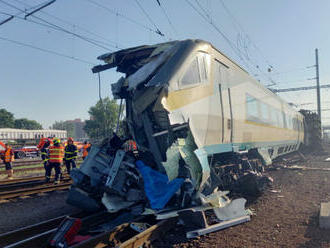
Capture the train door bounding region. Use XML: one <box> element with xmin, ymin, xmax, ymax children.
<box><xmin>214</xmin><ymin>60</ymin><xmax>232</xmax><ymax>143</ymax></box>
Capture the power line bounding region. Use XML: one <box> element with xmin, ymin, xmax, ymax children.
<box><xmin>84</xmin><ymin>0</ymin><xmax>163</xmax><ymax>37</ymax></box>
<box><xmin>25</xmin><ymin>0</ymin><xmax>55</xmax><ymax>19</ymax></box>
<box><xmin>0</xmin><ymin>0</ymin><xmax>115</xmax><ymax>51</ymax></box>
<box><xmin>184</xmin><ymin>0</ymin><xmax>257</xmax><ymax>75</ymax></box>
<box><xmin>217</xmin><ymin>0</ymin><xmax>278</xmax><ymax>85</ymax></box>
<box><xmin>218</xmin><ymin>0</ymin><xmax>273</xmax><ymax>70</ymax></box>
<box><xmin>12</xmin><ymin>0</ymin><xmax>120</xmax><ymax>48</ymax></box>
<box><xmin>0</xmin><ymin>35</ymin><xmax>95</xmax><ymax>65</ymax></box>
<box><xmin>134</xmin><ymin>0</ymin><xmax>164</xmax><ymax>36</ymax></box>
<box><xmin>155</xmin><ymin>0</ymin><xmax>177</xmax><ymax>37</ymax></box>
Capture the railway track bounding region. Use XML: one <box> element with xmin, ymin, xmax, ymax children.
<box><xmin>0</xmin><ymin>175</ymin><xmax>71</xmax><ymax>192</ymax></box>
<box><xmin>0</xmin><ymin>181</ymin><xmax>71</xmax><ymax>200</ymax></box>
<box><xmin>0</xmin><ymin>211</ymin><xmax>176</xmax><ymax>248</ymax></box>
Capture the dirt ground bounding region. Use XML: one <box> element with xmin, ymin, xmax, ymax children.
<box><xmin>0</xmin><ymin>190</ymin><xmax>79</xmax><ymax>234</ymax></box>
<box><xmin>1</xmin><ymin>147</ymin><xmax>330</xmax><ymax>247</ymax></box>
<box><xmin>157</xmin><ymin>147</ymin><xmax>330</xmax><ymax>248</ymax></box>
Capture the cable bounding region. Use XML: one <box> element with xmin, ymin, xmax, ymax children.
<box><xmin>0</xmin><ymin>0</ymin><xmax>115</xmax><ymax>51</ymax></box>
<box><xmin>184</xmin><ymin>0</ymin><xmax>256</xmax><ymax>74</ymax></box>
<box><xmin>12</xmin><ymin>0</ymin><xmax>120</xmax><ymax>48</ymax></box>
<box><xmin>0</xmin><ymin>35</ymin><xmax>95</xmax><ymax>65</ymax></box>
<box><xmin>217</xmin><ymin>0</ymin><xmax>278</xmax><ymax>85</ymax></box>
<box><xmin>219</xmin><ymin>0</ymin><xmax>273</xmax><ymax>69</ymax></box>
<box><xmin>134</xmin><ymin>0</ymin><xmax>164</xmax><ymax>36</ymax></box>
<box><xmin>84</xmin><ymin>0</ymin><xmax>162</xmax><ymax>37</ymax></box>
<box><xmin>156</xmin><ymin>0</ymin><xmax>177</xmax><ymax>37</ymax></box>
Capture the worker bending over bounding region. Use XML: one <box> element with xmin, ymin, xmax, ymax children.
<box><xmin>47</xmin><ymin>138</ymin><xmax>64</xmax><ymax>184</ymax></box>
<box><xmin>82</xmin><ymin>141</ymin><xmax>91</xmax><ymax>160</ymax></box>
<box><xmin>64</xmin><ymin>137</ymin><xmax>78</xmax><ymax>175</ymax></box>
<box><xmin>1</xmin><ymin>144</ymin><xmax>14</xmax><ymax>179</ymax></box>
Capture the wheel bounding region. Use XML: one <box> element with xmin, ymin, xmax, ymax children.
<box><xmin>16</xmin><ymin>151</ymin><xmax>26</xmax><ymax>159</ymax></box>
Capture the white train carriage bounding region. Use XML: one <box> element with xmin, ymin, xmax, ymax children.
<box><xmin>0</xmin><ymin>128</ymin><xmax>67</xmax><ymax>140</ymax></box>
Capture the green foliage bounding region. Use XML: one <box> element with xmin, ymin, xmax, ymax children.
<box><xmin>0</xmin><ymin>108</ymin><xmax>15</xmax><ymax>128</ymax></box>
<box><xmin>14</xmin><ymin>118</ymin><xmax>42</xmax><ymax>130</ymax></box>
<box><xmin>0</xmin><ymin>109</ymin><xmax>42</xmax><ymax>130</ymax></box>
<box><xmin>51</xmin><ymin>121</ymin><xmax>75</xmax><ymax>137</ymax></box>
<box><xmin>84</xmin><ymin>97</ymin><xmax>122</xmax><ymax>140</ymax></box>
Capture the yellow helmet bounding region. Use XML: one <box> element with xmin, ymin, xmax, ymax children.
<box><xmin>53</xmin><ymin>138</ymin><xmax>61</xmax><ymax>144</ymax></box>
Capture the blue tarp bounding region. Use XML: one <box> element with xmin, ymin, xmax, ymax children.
<box><xmin>136</xmin><ymin>160</ymin><xmax>184</xmax><ymax>210</ymax></box>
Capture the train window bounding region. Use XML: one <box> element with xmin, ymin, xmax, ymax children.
<box><xmin>246</xmin><ymin>94</ymin><xmax>258</xmax><ymax>120</ymax></box>
<box><xmin>198</xmin><ymin>53</ymin><xmax>210</xmax><ymax>81</ymax></box>
<box><xmin>260</xmin><ymin>103</ymin><xmax>269</xmax><ymax>122</ymax></box>
<box><xmin>270</xmin><ymin>109</ymin><xmax>277</xmax><ymax>126</ymax></box>
<box><xmin>181</xmin><ymin>57</ymin><xmax>201</xmax><ymax>87</ymax></box>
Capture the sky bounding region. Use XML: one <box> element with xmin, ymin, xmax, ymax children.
<box><xmin>1</xmin><ymin>0</ymin><xmax>330</xmax><ymax>128</ymax></box>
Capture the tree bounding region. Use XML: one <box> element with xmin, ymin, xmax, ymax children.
<box><xmin>51</xmin><ymin>121</ymin><xmax>75</xmax><ymax>137</ymax></box>
<box><xmin>0</xmin><ymin>108</ymin><xmax>15</xmax><ymax>128</ymax></box>
<box><xmin>14</xmin><ymin>118</ymin><xmax>42</xmax><ymax>130</ymax></box>
<box><xmin>84</xmin><ymin>98</ymin><xmax>122</xmax><ymax>140</ymax></box>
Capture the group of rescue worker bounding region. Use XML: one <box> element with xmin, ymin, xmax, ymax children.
<box><xmin>38</xmin><ymin>137</ymin><xmax>91</xmax><ymax>184</ymax></box>
<box><xmin>1</xmin><ymin>137</ymin><xmax>91</xmax><ymax>182</ymax></box>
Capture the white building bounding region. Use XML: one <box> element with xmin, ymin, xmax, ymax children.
<box><xmin>0</xmin><ymin>128</ymin><xmax>67</xmax><ymax>140</ymax></box>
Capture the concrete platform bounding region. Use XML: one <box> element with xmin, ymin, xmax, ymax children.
<box><xmin>319</xmin><ymin>202</ymin><xmax>330</xmax><ymax>229</ymax></box>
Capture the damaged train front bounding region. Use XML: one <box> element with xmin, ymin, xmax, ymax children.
<box><xmin>66</xmin><ymin>41</ymin><xmax>204</xmax><ymax>216</ymax></box>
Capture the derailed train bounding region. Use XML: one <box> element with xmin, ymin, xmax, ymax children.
<box><xmin>68</xmin><ymin>40</ymin><xmax>307</xmax><ymax>213</ymax></box>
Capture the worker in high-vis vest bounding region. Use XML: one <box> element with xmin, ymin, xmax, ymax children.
<box><xmin>82</xmin><ymin>141</ymin><xmax>91</xmax><ymax>160</ymax></box>
<box><xmin>46</xmin><ymin>138</ymin><xmax>64</xmax><ymax>184</ymax></box>
<box><xmin>40</xmin><ymin>138</ymin><xmax>51</xmax><ymax>178</ymax></box>
<box><xmin>64</xmin><ymin>137</ymin><xmax>78</xmax><ymax>175</ymax></box>
<box><xmin>1</xmin><ymin>144</ymin><xmax>14</xmax><ymax>179</ymax></box>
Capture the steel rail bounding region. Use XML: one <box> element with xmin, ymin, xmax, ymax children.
<box><xmin>0</xmin><ymin>178</ymin><xmax>71</xmax><ymax>192</ymax></box>
<box><xmin>0</xmin><ymin>182</ymin><xmax>71</xmax><ymax>200</ymax></box>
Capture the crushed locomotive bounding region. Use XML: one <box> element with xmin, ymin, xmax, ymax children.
<box><xmin>67</xmin><ymin>40</ymin><xmax>307</xmax><ymax>221</ymax></box>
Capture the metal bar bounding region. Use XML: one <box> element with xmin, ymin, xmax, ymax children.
<box><xmin>152</xmin><ymin>123</ymin><xmax>188</xmax><ymax>137</ymax></box>
<box><xmin>186</xmin><ymin>215</ymin><xmax>250</xmax><ymax>239</ymax></box>
<box><xmin>315</xmin><ymin>48</ymin><xmax>321</xmax><ymax>122</ymax></box>
<box><xmin>92</xmin><ymin>63</ymin><xmax>114</xmax><ymax>73</ymax></box>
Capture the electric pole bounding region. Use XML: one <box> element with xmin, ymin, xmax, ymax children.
<box><xmin>315</xmin><ymin>48</ymin><xmax>321</xmax><ymax>123</ymax></box>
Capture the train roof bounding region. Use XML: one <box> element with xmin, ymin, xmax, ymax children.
<box><xmin>94</xmin><ymin>39</ymin><xmax>302</xmax><ymax>117</ymax></box>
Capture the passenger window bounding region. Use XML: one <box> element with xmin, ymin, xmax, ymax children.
<box><xmin>181</xmin><ymin>57</ymin><xmax>201</xmax><ymax>87</ymax></box>
<box><xmin>246</xmin><ymin>94</ymin><xmax>258</xmax><ymax>119</ymax></box>
<box><xmin>260</xmin><ymin>103</ymin><xmax>269</xmax><ymax>122</ymax></box>
<box><xmin>180</xmin><ymin>52</ymin><xmax>210</xmax><ymax>88</ymax></box>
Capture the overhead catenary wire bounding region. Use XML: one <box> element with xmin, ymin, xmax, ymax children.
<box><xmin>218</xmin><ymin>0</ymin><xmax>273</xmax><ymax>70</ymax></box>
<box><xmin>0</xmin><ymin>10</ymin><xmax>117</xmax><ymax>50</ymax></box>
<box><xmin>0</xmin><ymin>0</ymin><xmax>115</xmax><ymax>51</ymax></box>
<box><xmin>11</xmin><ymin>0</ymin><xmax>120</xmax><ymax>48</ymax></box>
<box><xmin>184</xmin><ymin>0</ymin><xmax>257</xmax><ymax>75</ymax></box>
<box><xmin>216</xmin><ymin>0</ymin><xmax>278</xmax><ymax>85</ymax></box>
<box><xmin>84</xmin><ymin>0</ymin><xmax>163</xmax><ymax>37</ymax></box>
<box><xmin>0</xmin><ymin>35</ymin><xmax>96</xmax><ymax>65</ymax></box>
<box><xmin>134</xmin><ymin>0</ymin><xmax>164</xmax><ymax>37</ymax></box>
<box><xmin>155</xmin><ymin>0</ymin><xmax>177</xmax><ymax>37</ymax></box>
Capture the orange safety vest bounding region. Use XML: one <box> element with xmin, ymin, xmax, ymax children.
<box><xmin>128</xmin><ymin>140</ymin><xmax>137</xmax><ymax>151</ymax></box>
<box><xmin>4</xmin><ymin>148</ymin><xmax>14</xmax><ymax>163</ymax></box>
<box><xmin>82</xmin><ymin>144</ymin><xmax>90</xmax><ymax>158</ymax></box>
<box><xmin>48</xmin><ymin>145</ymin><xmax>64</xmax><ymax>163</ymax></box>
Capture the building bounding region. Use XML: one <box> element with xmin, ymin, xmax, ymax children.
<box><xmin>0</xmin><ymin>128</ymin><xmax>67</xmax><ymax>140</ymax></box>
<box><xmin>67</xmin><ymin>119</ymin><xmax>88</xmax><ymax>140</ymax></box>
